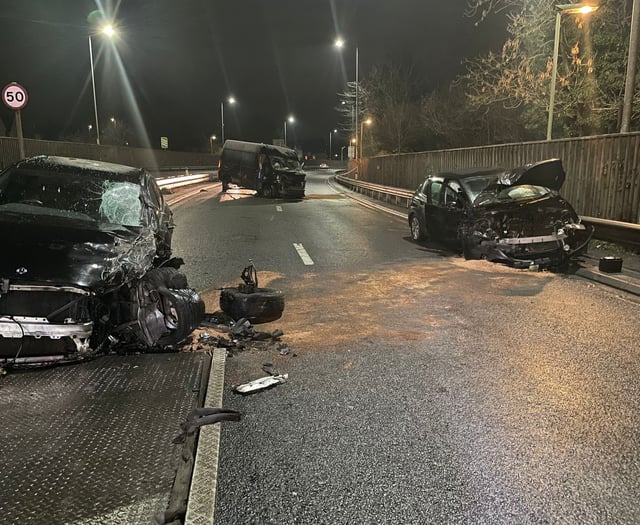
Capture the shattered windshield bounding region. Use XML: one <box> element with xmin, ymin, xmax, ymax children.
<box><xmin>473</xmin><ymin>184</ymin><xmax>552</xmax><ymax>207</ymax></box>
<box><xmin>460</xmin><ymin>174</ymin><xmax>499</xmax><ymax>203</ymax></box>
<box><xmin>0</xmin><ymin>167</ymin><xmax>143</xmax><ymax>226</ymax></box>
<box><xmin>271</xmin><ymin>155</ymin><xmax>300</xmax><ymax>170</ymax></box>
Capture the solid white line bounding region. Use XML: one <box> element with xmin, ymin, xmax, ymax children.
<box><xmin>276</xmin><ymin>205</ymin><xmax>283</xmax><ymax>212</ymax></box>
<box><xmin>293</xmin><ymin>243</ymin><xmax>314</xmax><ymax>265</ymax></box>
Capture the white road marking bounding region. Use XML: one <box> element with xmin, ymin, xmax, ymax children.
<box><xmin>276</xmin><ymin>205</ymin><xmax>283</xmax><ymax>212</ymax></box>
<box><xmin>293</xmin><ymin>243</ymin><xmax>314</xmax><ymax>265</ymax></box>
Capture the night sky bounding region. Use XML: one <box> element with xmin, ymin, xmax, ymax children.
<box><xmin>0</xmin><ymin>1</ymin><xmax>506</xmax><ymax>153</ymax></box>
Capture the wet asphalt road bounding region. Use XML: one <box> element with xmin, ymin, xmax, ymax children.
<box><xmin>171</xmin><ymin>171</ymin><xmax>640</xmax><ymax>524</ymax></box>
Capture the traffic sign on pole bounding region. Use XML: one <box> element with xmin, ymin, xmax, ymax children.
<box><xmin>2</xmin><ymin>82</ymin><xmax>29</xmax><ymax>111</ymax></box>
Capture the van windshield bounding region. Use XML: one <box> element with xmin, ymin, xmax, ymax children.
<box><xmin>271</xmin><ymin>156</ymin><xmax>300</xmax><ymax>171</ymax></box>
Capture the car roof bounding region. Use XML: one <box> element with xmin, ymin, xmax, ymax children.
<box><xmin>13</xmin><ymin>156</ymin><xmax>144</xmax><ymax>183</ymax></box>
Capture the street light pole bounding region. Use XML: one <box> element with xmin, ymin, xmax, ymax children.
<box><xmin>355</xmin><ymin>47</ymin><xmax>359</xmax><ymax>160</ymax></box>
<box><xmin>547</xmin><ymin>3</ymin><xmax>599</xmax><ymax>141</ymax></box>
<box><xmin>622</xmin><ymin>0</ymin><xmax>640</xmax><ymax>132</ymax></box>
<box><xmin>221</xmin><ymin>96</ymin><xmax>236</xmax><ymax>144</ymax></box>
<box><xmin>220</xmin><ymin>102</ymin><xmax>225</xmax><ymax>144</ymax></box>
<box><xmin>210</xmin><ymin>134</ymin><xmax>217</xmax><ymax>154</ymax></box>
<box><xmin>88</xmin><ymin>23</ymin><xmax>117</xmax><ymax>146</ymax></box>
<box><xmin>88</xmin><ymin>35</ymin><xmax>101</xmax><ymax>145</ymax></box>
<box><xmin>360</xmin><ymin>118</ymin><xmax>372</xmax><ymax>160</ymax></box>
<box><xmin>284</xmin><ymin>115</ymin><xmax>294</xmax><ymax>147</ymax></box>
<box><xmin>329</xmin><ymin>129</ymin><xmax>337</xmax><ymax>159</ymax></box>
<box><xmin>335</xmin><ymin>38</ymin><xmax>359</xmax><ymax>159</ymax></box>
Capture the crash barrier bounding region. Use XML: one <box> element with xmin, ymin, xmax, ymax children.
<box><xmin>156</xmin><ymin>172</ymin><xmax>214</xmax><ymax>189</ymax></box>
<box><xmin>581</xmin><ymin>217</ymin><xmax>640</xmax><ymax>250</ymax></box>
<box><xmin>353</xmin><ymin>132</ymin><xmax>640</xmax><ymax>225</ymax></box>
<box><xmin>0</xmin><ymin>136</ymin><xmax>217</xmax><ymax>171</ymax></box>
<box><xmin>335</xmin><ymin>173</ymin><xmax>640</xmax><ymax>251</ymax></box>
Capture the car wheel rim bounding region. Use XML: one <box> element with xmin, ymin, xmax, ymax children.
<box><xmin>411</xmin><ymin>218</ymin><xmax>420</xmax><ymax>239</ymax></box>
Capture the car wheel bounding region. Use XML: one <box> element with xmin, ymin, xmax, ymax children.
<box><xmin>220</xmin><ymin>287</ymin><xmax>285</xmax><ymax>324</ymax></box>
<box><xmin>409</xmin><ymin>213</ymin><xmax>426</xmax><ymax>241</ymax></box>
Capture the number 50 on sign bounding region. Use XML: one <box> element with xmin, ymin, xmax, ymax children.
<box><xmin>2</xmin><ymin>83</ymin><xmax>29</xmax><ymax>111</ymax></box>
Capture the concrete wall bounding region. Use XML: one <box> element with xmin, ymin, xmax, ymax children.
<box><xmin>0</xmin><ymin>136</ymin><xmax>217</xmax><ymax>171</ymax></box>
<box><xmin>356</xmin><ymin>133</ymin><xmax>640</xmax><ymax>224</ymax></box>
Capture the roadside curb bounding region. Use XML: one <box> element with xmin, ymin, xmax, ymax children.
<box><xmin>185</xmin><ymin>347</ymin><xmax>227</xmax><ymax>525</ymax></box>
<box><xmin>574</xmin><ymin>267</ymin><xmax>640</xmax><ymax>297</ymax></box>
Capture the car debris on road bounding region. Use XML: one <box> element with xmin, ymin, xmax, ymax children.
<box><xmin>233</xmin><ymin>373</ymin><xmax>289</xmax><ymax>395</ymax></box>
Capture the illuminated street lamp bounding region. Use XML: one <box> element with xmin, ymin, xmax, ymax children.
<box><xmin>221</xmin><ymin>96</ymin><xmax>236</xmax><ymax>144</ymax></box>
<box><xmin>110</xmin><ymin>116</ymin><xmax>116</xmax><ymax>125</ymax></box>
<box><xmin>89</xmin><ymin>23</ymin><xmax>117</xmax><ymax>145</ymax></box>
<box><xmin>547</xmin><ymin>3</ymin><xmax>599</xmax><ymax>141</ymax></box>
<box><xmin>335</xmin><ymin>38</ymin><xmax>359</xmax><ymax>159</ymax></box>
<box><xmin>284</xmin><ymin>115</ymin><xmax>295</xmax><ymax>147</ymax></box>
<box><xmin>329</xmin><ymin>128</ymin><xmax>337</xmax><ymax>159</ymax></box>
<box><xmin>210</xmin><ymin>134</ymin><xmax>217</xmax><ymax>154</ymax></box>
<box><xmin>360</xmin><ymin>118</ymin><xmax>373</xmax><ymax>160</ymax></box>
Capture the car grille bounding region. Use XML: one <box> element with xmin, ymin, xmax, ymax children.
<box><xmin>0</xmin><ymin>290</ymin><xmax>89</xmax><ymax>319</ymax></box>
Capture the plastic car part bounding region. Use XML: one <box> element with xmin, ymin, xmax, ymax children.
<box><xmin>234</xmin><ymin>374</ymin><xmax>288</xmax><ymax>394</ymax></box>
<box><xmin>131</xmin><ymin>267</ymin><xmax>205</xmax><ymax>346</ymax></box>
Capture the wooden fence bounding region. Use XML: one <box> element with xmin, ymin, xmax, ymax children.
<box><xmin>0</xmin><ymin>137</ymin><xmax>217</xmax><ymax>171</ymax></box>
<box><xmin>358</xmin><ymin>133</ymin><xmax>640</xmax><ymax>224</ymax></box>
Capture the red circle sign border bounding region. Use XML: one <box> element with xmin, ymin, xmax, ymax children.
<box><xmin>2</xmin><ymin>82</ymin><xmax>29</xmax><ymax>111</ymax></box>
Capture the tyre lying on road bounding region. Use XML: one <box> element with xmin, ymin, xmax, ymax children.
<box><xmin>219</xmin><ymin>261</ymin><xmax>285</xmax><ymax>324</ymax></box>
<box><xmin>408</xmin><ymin>158</ymin><xmax>594</xmax><ymax>269</ymax></box>
<box><xmin>0</xmin><ymin>156</ymin><xmax>204</xmax><ymax>366</ymax></box>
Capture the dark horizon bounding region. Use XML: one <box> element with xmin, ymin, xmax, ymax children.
<box><xmin>0</xmin><ymin>0</ymin><xmax>507</xmax><ymax>154</ymax></box>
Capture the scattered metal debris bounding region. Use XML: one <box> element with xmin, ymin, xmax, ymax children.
<box><xmin>188</xmin><ymin>313</ymin><xmax>291</xmax><ymax>358</ymax></box>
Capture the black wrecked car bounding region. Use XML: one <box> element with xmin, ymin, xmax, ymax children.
<box><xmin>0</xmin><ymin>156</ymin><xmax>204</xmax><ymax>366</ymax></box>
<box><xmin>408</xmin><ymin>159</ymin><xmax>593</xmax><ymax>269</ymax></box>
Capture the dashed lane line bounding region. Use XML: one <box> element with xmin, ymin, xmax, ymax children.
<box><xmin>293</xmin><ymin>243</ymin><xmax>314</xmax><ymax>265</ymax></box>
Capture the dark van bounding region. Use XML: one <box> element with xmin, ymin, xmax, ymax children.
<box><xmin>219</xmin><ymin>140</ymin><xmax>306</xmax><ymax>198</ymax></box>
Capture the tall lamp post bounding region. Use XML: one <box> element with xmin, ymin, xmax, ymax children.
<box><xmin>89</xmin><ymin>23</ymin><xmax>116</xmax><ymax>145</ymax></box>
<box><xmin>221</xmin><ymin>96</ymin><xmax>236</xmax><ymax>144</ymax></box>
<box><xmin>284</xmin><ymin>115</ymin><xmax>295</xmax><ymax>147</ymax></box>
<box><xmin>329</xmin><ymin>129</ymin><xmax>337</xmax><ymax>159</ymax></box>
<box><xmin>547</xmin><ymin>3</ymin><xmax>599</xmax><ymax>141</ymax></box>
<box><xmin>360</xmin><ymin>118</ymin><xmax>372</xmax><ymax>160</ymax></box>
<box><xmin>335</xmin><ymin>38</ymin><xmax>359</xmax><ymax>159</ymax></box>
<box><xmin>210</xmin><ymin>134</ymin><xmax>217</xmax><ymax>154</ymax></box>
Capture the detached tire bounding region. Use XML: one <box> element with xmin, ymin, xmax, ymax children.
<box><xmin>220</xmin><ymin>287</ymin><xmax>285</xmax><ymax>324</ymax></box>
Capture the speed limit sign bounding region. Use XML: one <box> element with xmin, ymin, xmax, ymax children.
<box><xmin>2</xmin><ymin>82</ymin><xmax>29</xmax><ymax>111</ymax></box>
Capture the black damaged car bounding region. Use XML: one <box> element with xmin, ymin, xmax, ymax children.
<box><xmin>0</xmin><ymin>156</ymin><xmax>204</xmax><ymax>366</ymax></box>
<box><xmin>408</xmin><ymin>158</ymin><xmax>594</xmax><ymax>269</ymax></box>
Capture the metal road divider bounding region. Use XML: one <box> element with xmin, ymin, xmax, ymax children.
<box><xmin>157</xmin><ymin>172</ymin><xmax>214</xmax><ymax>190</ymax></box>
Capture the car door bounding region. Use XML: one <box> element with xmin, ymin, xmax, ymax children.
<box><xmin>423</xmin><ymin>178</ymin><xmax>444</xmax><ymax>238</ymax></box>
<box><xmin>439</xmin><ymin>179</ymin><xmax>466</xmax><ymax>242</ymax></box>
<box><xmin>410</xmin><ymin>179</ymin><xmax>429</xmax><ymax>225</ymax></box>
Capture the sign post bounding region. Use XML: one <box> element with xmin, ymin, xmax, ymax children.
<box><xmin>2</xmin><ymin>82</ymin><xmax>29</xmax><ymax>159</ymax></box>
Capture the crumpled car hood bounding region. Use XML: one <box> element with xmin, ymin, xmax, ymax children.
<box><xmin>0</xmin><ymin>214</ymin><xmax>156</xmax><ymax>290</ymax></box>
<box><xmin>498</xmin><ymin>158</ymin><xmax>565</xmax><ymax>191</ymax></box>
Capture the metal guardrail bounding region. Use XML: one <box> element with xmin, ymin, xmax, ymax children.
<box><xmin>156</xmin><ymin>172</ymin><xmax>214</xmax><ymax>189</ymax></box>
<box><xmin>335</xmin><ymin>172</ymin><xmax>640</xmax><ymax>250</ymax></box>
